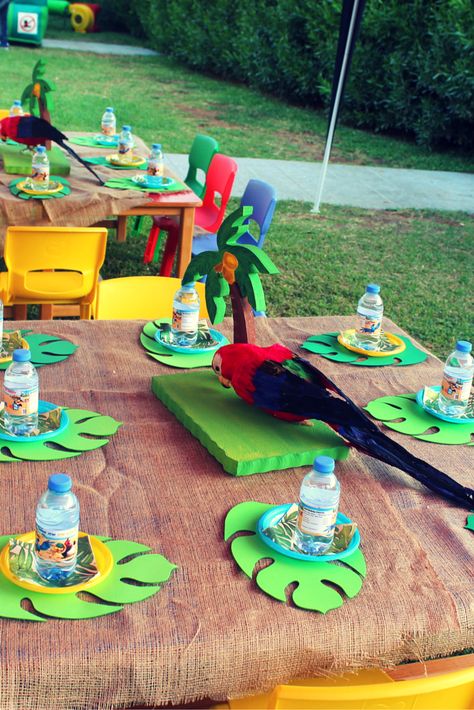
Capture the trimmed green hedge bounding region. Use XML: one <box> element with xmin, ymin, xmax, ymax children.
<box><xmin>107</xmin><ymin>0</ymin><xmax>474</xmax><ymax>149</ymax></box>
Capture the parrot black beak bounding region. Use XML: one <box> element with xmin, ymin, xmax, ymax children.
<box><xmin>218</xmin><ymin>375</ymin><xmax>231</xmax><ymax>388</ymax></box>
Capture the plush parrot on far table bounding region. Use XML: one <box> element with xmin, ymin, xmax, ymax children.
<box><xmin>0</xmin><ymin>115</ymin><xmax>105</xmax><ymax>185</ymax></box>
<box><xmin>212</xmin><ymin>343</ymin><xmax>474</xmax><ymax>509</ymax></box>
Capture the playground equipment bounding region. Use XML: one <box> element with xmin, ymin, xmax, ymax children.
<box><xmin>6</xmin><ymin>0</ymin><xmax>100</xmax><ymax>45</ymax></box>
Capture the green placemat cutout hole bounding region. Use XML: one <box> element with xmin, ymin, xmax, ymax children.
<box><xmin>0</xmin><ymin>535</ymin><xmax>176</xmax><ymax>621</ymax></box>
<box><xmin>301</xmin><ymin>332</ymin><xmax>427</xmax><ymax>367</ymax></box>
<box><xmin>152</xmin><ymin>371</ymin><xmax>349</xmax><ymax>475</ymax></box>
<box><xmin>224</xmin><ymin>501</ymin><xmax>366</xmax><ymax>613</ymax></box>
<box><xmin>0</xmin><ymin>408</ymin><xmax>122</xmax><ymax>462</ymax></box>
<box><xmin>365</xmin><ymin>393</ymin><xmax>474</xmax><ymax>445</ymax></box>
<box><xmin>141</xmin><ymin>320</ymin><xmax>229</xmax><ymax>369</ymax></box>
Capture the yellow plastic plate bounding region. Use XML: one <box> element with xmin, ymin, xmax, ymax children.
<box><xmin>0</xmin><ymin>531</ymin><xmax>114</xmax><ymax>595</ymax></box>
<box><xmin>106</xmin><ymin>154</ymin><xmax>146</xmax><ymax>168</ymax></box>
<box><xmin>0</xmin><ymin>337</ymin><xmax>29</xmax><ymax>364</ymax></box>
<box><xmin>337</xmin><ymin>329</ymin><xmax>406</xmax><ymax>357</ymax></box>
<box><xmin>16</xmin><ymin>180</ymin><xmax>64</xmax><ymax>196</ymax></box>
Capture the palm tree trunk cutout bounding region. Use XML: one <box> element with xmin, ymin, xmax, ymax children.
<box><xmin>21</xmin><ymin>59</ymin><xmax>56</xmax><ymax>151</ymax></box>
<box><xmin>182</xmin><ymin>206</ymin><xmax>278</xmax><ymax>344</ymax></box>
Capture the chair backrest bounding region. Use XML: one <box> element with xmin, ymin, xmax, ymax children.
<box><xmin>238</xmin><ymin>179</ymin><xmax>276</xmax><ymax>248</ymax></box>
<box><xmin>94</xmin><ymin>276</ymin><xmax>208</xmax><ymax>319</ymax></box>
<box><xmin>185</xmin><ymin>134</ymin><xmax>219</xmax><ymax>199</ymax></box>
<box><xmin>265</xmin><ymin>667</ymin><xmax>474</xmax><ymax>710</ymax></box>
<box><xmin>196</xmin><ymin>153</ymin><xmax>238</xmax><ymax>234</ymax></box>
<box><xmin>3</xmin><ymin>226</ymin><xmax>107</xmax><ymax>303</ymax></box>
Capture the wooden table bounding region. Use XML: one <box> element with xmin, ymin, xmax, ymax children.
<box><xmin>0</xmin><ymin>133</ymin><xmax>201</xmax><ymax>277</ymax></box>
<box><xmin>0</xmin><ymin>316</ymin><xmax>472</xmax><ymax>710</ymax></box>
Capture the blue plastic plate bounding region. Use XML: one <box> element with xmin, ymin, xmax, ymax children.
<box><xmin>132</xmin><ymin>175</ymin><xmax>175</xmax><ymax>189</ymax></box>
<box><xmin>257</xmin><ymin>504</ymin><xmax>360</xmax><ymax>563</ymax></box>
<box><xmin>416</xmin><ymin>386</ymin><xmax>474</xmax><ymax>425</ymax></box>
<box><xmin>0</xmin><ymin>400</ymin><xmax>69</xmax><ymax>442</ymax></box>
<box><xmin>154</xmin><ymin>327</ymin><xmax>227</xmax><ymax>354</ymax></box>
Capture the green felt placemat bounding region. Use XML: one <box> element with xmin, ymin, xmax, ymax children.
<box><xmin>301</xmin><ymin>332</ymin><xmax>427</xmax><ymax>367</ymax></box>
<box><xmin>0</xmin><ymin>535</ymin><xmax>176</xmax><ymax>620</ymax></box>
<box><xmin>0</xmin><ymin>331</ymin><xmax>77</xmax><ymax>368</ymax></box>
<box><xmin>105</xmin><ymin>177</ymin><xmax>188</xmax><ymax>194</ymax></box>
<box><xmin>365</xmin><ymin>393</ymin><xmax>474</xmax><ymax>445</ymax></box>
<box><xmin>69</xmin><ymin>136</ymin><xmax>118</xmax><ymax>149</ymax></box>
<box><xmin>152</xmin><ymin>371</ymin><xmax>349</xmax><ymax>475</ymax></box>
<box><xmin>84</xmin><ymin>155</ymin><xmax>148</xmax><ymax>171</ymax></box>
<box><xmin>224</xmin><ymin>501</ymin><xmax>366</xmax><ymax>613</ymax></box>
<box><xmin>9</xmin><ymin>176</ymin><xmax>71</xmax><ymax>200</ymax></box>
<box><xmin>0</xmin><ymin>143</ymin><xmax>70</xmax><ymax>176</ymax></box>
<box><xmin>141</xmin><ymin>320</ymin><xmax>229</xmax><ymax>368</ymax></box>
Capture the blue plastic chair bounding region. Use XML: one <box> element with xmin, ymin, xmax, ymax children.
<box><xmin>191</xmin><ymin>178</ymin><xmax>277</xmax><ymax>256</ymax></box>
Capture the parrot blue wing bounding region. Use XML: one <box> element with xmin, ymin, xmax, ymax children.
<box><xmin>16</xmin><ymin>116</ymin><xmax>67</xmax><ymax>143</ymax></box>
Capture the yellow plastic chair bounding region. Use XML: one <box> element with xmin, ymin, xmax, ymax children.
<box><xmin>213</xmin><ymin>663</ymin><xmax>474</xmax><ymax>709</ymax></box>
<box><xmin>0</xmin><ymin>226</ymin><xmax>108</xmax><ymax>320</ymax></box>
<box><xmin>93</xmin><ymin>276</ymin><xmax>209</xmax><ymax>320</ymax></box>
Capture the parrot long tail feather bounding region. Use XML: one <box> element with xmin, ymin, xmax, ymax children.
<box><xmin>60</xmin><ymin>142</ymin><xmax>105</xmax><ymax>185</ymax></box>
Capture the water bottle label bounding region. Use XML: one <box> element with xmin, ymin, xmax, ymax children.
<box><xmin>101</xmin><ymin>123</ymin><xmax>115</xmax><ymax>136</ymax></box>
<box><xmin>441</xmin><ymin>374</ymin><xmax>472</xmax><ymax>402</ymax></box>
<box><xmin>147</xmin><ymin>161</ymin><xmax>163</xmax><ymax>177</ymax></box>
<box><xmin>118</xmin><ymin>142</ymin><xmax>133</xmax><ymax>157</ymax></box>
<box><xmin>357</xmin><ymin>313</ymin><xmax>382</xmax><ymax>336</ymax></box>
<box><xmin>31</xmin><ymin>165</ymin><xmax>49</xmax><ymax>184</ymax></box>
<box><xmin>35</xmin><ymin>525</ymin><xmax>78</xmax><ymax>566</ymax></box>
<box><xmin>172</xmin><ymin>308</ymin><xmax>199</xmax><ymax>333</ymax></box>
<box><xmin>297</xmin><ymin>502</ymin><xmax>337</xmax><ymax>537</ymax></box>
<box><xmin>4</xmin><ymin>385</ymin><xmax>38</xmax><ymax>417</ymax></box>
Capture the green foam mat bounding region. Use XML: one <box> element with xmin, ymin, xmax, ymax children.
<box><xmin>0</xmin><ymin>535</ymin><xmax>176</xmax><ymax>621</ymax></box>
<box><xmin>152</xmin><ymin>371</ymin><xmax>349</xmax><ymax>475</ymax></box>
<box><xmin>224</xmin><ymin>502</ymin><xmax>366</xmax><ymax>613</ymax></box>
<box><xmin>301</xmin><ymin>332</ymin><xmax>427</xmax><ymax>367</ymax></box>
<box><xmin>0</xmin><ymin>143</ymin><xmax>70</xmax><ymax>176</ymax></box>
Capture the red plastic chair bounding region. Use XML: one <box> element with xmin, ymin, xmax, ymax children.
<box><xmin>143</xmin><ymin>153</ymin><xmax>238</xmax><ymax>276</ymax></box>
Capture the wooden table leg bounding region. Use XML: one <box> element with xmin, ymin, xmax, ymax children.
<box><xmin>13</xmin><ymin>305</ymin><xmax>28</xmax><ymax>320</ymax></box>
<box><xmin>40</xmin><ymin>305</ymin><xmax>54</xmax><ymax>320</ymax></box>
<box><xmin>176</xmin><ymin>207</ymin><xmax>195</xmax><ymax>278</ymax></box>
<box><xmin>117</xmin><ymin>216</ymin><xmax>128</xmax><ymax>242</ymax></box>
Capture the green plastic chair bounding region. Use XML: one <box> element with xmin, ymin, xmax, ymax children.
<box><xmin>130</xmin><ymin>134</ymin><xmax>219</xmax><ymax>238</ymax></box>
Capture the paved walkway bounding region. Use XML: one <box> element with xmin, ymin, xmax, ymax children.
<box><xmin>166</xmin><ymin>154</ymin><xmax>474</xmax><ymax>212</ymax></box>
<box><xmin>43</xmin><ymin>39</ymin><xmax>473</xmax><ymax>212</ymax></box>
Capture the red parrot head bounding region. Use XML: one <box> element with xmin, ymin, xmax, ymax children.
<box><xmin>212</xmin><ymin>343</ymin><xmax>295</xmax><ymax>389</ymax></box>
<box><xmin>0</xmin><ymin>117</ymin><xmax>10</xmax><ymax>141</ymax></box>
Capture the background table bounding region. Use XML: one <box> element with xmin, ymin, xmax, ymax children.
<box><xmin>0</xmin><ymin>134</ymin><xmax>201</xmax><ymax>277</ymax></box>
<box><xmin>0</xmin><ymin>316</ymin><xmax>472</xmax><ymax>710</ymax></box>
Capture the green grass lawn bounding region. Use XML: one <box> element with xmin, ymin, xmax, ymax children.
<box><xmin>0</xmin><ymin>42</ymin><xmax>472</xmax><ymax>357</ymax></box>
<box><xmin>2</xmin><ymin>39</ymin><xmax>473</xmax><ymax>172</ymax></box>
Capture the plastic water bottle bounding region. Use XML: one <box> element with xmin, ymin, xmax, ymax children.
<box><xmin>118</xmin><ymin>124</ymin><xmax>134</xmax><ymax>162</ymax></box>
<box><xmin>4</xmin><ymin>349</ymin><xmax>39</xmax><ymax>435</ymax></box>
<box><xmin>438</xmin><ymin>340</ymin><xmax>473</xmax><ymax>417</ymax></box>
<box><xmin>171</xmin><ymin>282</ymin><xmax>200</xmax><ymax>346</ymax></box>
<box><xmin>294</xmin><ymin>456</ymin><xmax>340</xmax><ymax>556</ymax></box>
<box><xmin>147</xmin><ymin>143</ymin><xmax>164</xmax><ymax>177</ymax></box>
<box><xmin>9</xmin><ymin>100</ymin><xmax>24</xmax><ymax>117</ymax></box>
<box><xmin>100</xmin><ymin>106</ymin><xmax>116</xmax><ymax>139</ymax></box>
<box><xmin>30</xmin><ymin>146</ymin><xmax>50</xmax><ymax>191</ymax></box>
<box><xmin>354</xmin><ymin>283</ymin><xmax>383</xmax><ymax>350</ymax></box>
<box><xmin>35</xmin><ymin>474</ymin><xmax>80</xmax><ymax>582</ymax></box>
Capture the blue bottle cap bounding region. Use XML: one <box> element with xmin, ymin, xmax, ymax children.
<box><xmin>313</xmin><ymin>455</ymin><xmax>335</xmax><ymax>474</ymax></box>
<box><xmin>12</xmin><ymin>348</ymin><xmax>31</xmax><ymax>362</ymax></box>
<box><xmin>106</xmin><ymin>106</ymin><xmax>114</xmax><ymax>112</ymax></box>
<box><xmin>48</xmin><ymin>473</ymin><xmax>72</xmax><ymax>493</ymax></box>
<box><xmin>13</xmin><ymin>100</ymin><xmax>21</xmax><ymax>106</ymax></box>
<box><xmin>366</xmin><ymin>283</ymin><xmax>380</xmax><ymax>294</ymax></box>
<box><xmin>181</xmin><ymin>281</ymin><xmax>196</xmax><ymax>289</ymax></box>
<box><xmin>456</xmin><ymin>340</ymin><xmax>472</xmax><ymax>353</ymax></box>
<box><xmin>152</xmin><ymin>143</ymin><xmax>162</xmax><ymax>150</ymax></box>
<box><xmin>36</xmin><ymin>146</ymin><xmax>46</xmax><ymax>153</ymax></box>
<box><xmin>122</xmin><ymin>124</ymin><xmax>131</xmax><ymax>131</ymax></box>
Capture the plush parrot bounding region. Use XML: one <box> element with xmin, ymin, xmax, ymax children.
<box><xmin>0</xmin><ymin>115</ymin><xmax>105</xmax><ymax>185</ymax></box>
<box><xmin>212</xmin><ymin>343</ymin><xmax>474</xmax><ymax>509</ymax></box>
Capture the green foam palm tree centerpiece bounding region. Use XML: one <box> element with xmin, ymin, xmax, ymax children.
<box><xmin>182</xmin><ymin>206</ymin><xmax>279</xmax><ymax>343</ymax></box>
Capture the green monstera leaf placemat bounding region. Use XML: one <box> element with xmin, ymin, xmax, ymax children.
<box><xmin>465</xmin><ymin>514</ymin><xmax>474</xmax><ymax>532</ymax></box>
<box><xmin>9</xmin><ymin>177</ymin><xmax>71</xmax><ymax>200</ymax></box>
<box><xmin>224</xmin><ymin>502</ymin><xmax>366</xmax><ymax>613</ymax></box>
<box><xmin>152</xmin><ymin>371</ymin><xmax>349</xmax><ymax>476</ymax></box>
<box><xmin>0</xmin><ymin>408</ymin><xmax>122</xmax><ymax>462</ymax></box>
<box><xmin>301</xmin><ymin>332</ymin><xmax>427</xmax><ymax>367</ymax></box>
<box><xmin>0</xmin><ymin>331</ymin><xmax>77</xmax><ymax>370</ymax></box>
<box><xmin>141</xmin><ymin>320</ymin><xmax>229</xmax><ymax>369</ymax></box>
<box><xmin>0</xmin><ymin>535</ymin><xmax>176</xmax><ymax>620</ymax></box>
<box><xmin>365</xmin><ymin>393</ymin><xmax>473</xmax><ymax>445</ymax></box>
<box><xmin>84</xmin><ymin>155</ymin><xmax>148</xmax><ymax>171</ymax></box>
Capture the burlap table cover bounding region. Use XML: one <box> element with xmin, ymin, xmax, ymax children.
<box><xmin>0</xmin><ymin>134</ymin><xmax>200</xmax><ymax>250</ymax></box>
<box><xmin>0</xmin><ymin>317</ymin><xmax>472</xmax><ymax>710</ymax></box>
